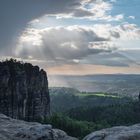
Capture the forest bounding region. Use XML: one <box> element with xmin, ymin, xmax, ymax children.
<box><xmin>41</xmin><ymin>87</ymin><xmax>140</xmax><ymax>139</ymax></box>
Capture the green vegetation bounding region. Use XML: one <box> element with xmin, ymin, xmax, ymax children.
<box><xmin>77</xmin><ymin>92</ymin><xmax>119</xmax><ymax>98</ymax></box>
<box><xmin>41</xmin><ymin>88</ymin><xmax>139</xmax><ymax>139</ymax></box>
<box><xmin>66</xmin><ymin>101</ymin><xmax>140</xmax><ymax>126</ymax></box>
<box><xmin>43</xmin><ymin>101</ymin><xmax>140</xmax><ymax>139</ymax></box>
<box><xmin>50</xmin><ymin>89</ymin><xmax>131</xmax><ymax>113</ymax></box>
<box><xmin>43</xmin><ymin>114</ymin><xmax>99</xmax><ymax>139</ymax></box>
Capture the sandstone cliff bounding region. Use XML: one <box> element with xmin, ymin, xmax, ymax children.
<box><xmin>0</xmin><ymin>113</ymin><xmax>77</xmax><ymax>140</ymax></box>
<box><xmin>0</xmin><ymin>59</ymin><xmax>50</xmax><ymax>121</ymax></box>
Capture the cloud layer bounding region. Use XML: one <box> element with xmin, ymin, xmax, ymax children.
<box><xmin>0</xmin><ymin>0</ymin><xmax>123</xmax><ymax>51</ymax></box>
<box><xmin>47</xmin><ymin>0</ymin><xmax>124</xmax><ymax>21</ymax></box>
<box><xmin>15</xmin><ymin>23</ymin><xmax>140</xmax><ymax>67</ymax></box>
<box><xmin>1</xmin><ymin>0</ymin><xmax>140</xmax><ymax>74</ymax></box>
<box><xmin>16</xmin><ymin>26</ymin><xmax>113</xmax><ymax>66</ymax></box>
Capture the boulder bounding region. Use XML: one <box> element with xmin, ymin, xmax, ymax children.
<box><xmin>0</xmin><ymin>113</ymin><xmax>78</xmax><ymax>140</ymax></box>
<box><xmin>83</xmin><ymin>124</ymin><xmax>140</xmax><ymax>140</ymax></box>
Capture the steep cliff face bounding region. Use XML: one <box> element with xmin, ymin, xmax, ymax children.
<box><xmin>0</xmin><ymin>59</ymin><xmax>50</xmax><ymax>121</ymax></box>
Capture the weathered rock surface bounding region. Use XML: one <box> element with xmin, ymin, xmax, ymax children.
<box><xmin>0</xmin><ymin>114</ymin><xmax>78</xmax><ymax>140</ymax></box>
<box><xmin>0</xmin><ymin>60</ymin><xmax>50</xmax><ymax>121</ymax></box>
<box><xmin>84</xmin><ymin>124</ymin><xmax>140</xmax><ymax>140</ymax></box>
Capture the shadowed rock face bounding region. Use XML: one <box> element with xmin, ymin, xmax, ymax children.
<box><xmin>0</xmin><ymin>60</ymin><xmax>50</xmax><ymax>121</ymax></box>
<box><xmin>0</xmin><ymin>114</ymin><xmax>78</xmax><ymax>140</ymax></box>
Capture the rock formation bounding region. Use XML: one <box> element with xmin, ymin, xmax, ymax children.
<box><xmin>1</xmin><ymin>113</ymin><xmax>140</xmax><ymax>140</ymax></box>
<box><xmin>0</xmin><ymin>113</ymin><xmax>78</xmax><ymax>140</ymax></box>
<box><xmin>83</xmin><ymin>124</ymin><xmax>140</xmax><ymax>140</ymax></box>
<box><xmin>0</xmin><ymin>59</ymin><xmax>50</xmax><ymax>121</ymax></box>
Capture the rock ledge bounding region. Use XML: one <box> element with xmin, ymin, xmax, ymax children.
<box><xmin>0</xmin><ymin>114</ymin><xmax>78</xmax><ymax>140</ymax></box>
<box><xmin>84</xmin><ymin>124</ymin><xmax>140</xmax><ymax>140</ymax></box>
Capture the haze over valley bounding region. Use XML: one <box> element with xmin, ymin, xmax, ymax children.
<box><xmin>49</xmin><ymin>74</ymin><xmax>140</xmax><ymax>97</ymax></box>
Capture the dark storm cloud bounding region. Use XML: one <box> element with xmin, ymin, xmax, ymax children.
<box><xmin>0</xmin><ymin>0</ymin><xmax>122</xmax><ymax>54</ymax></box>
<box><xmin>0</xmin><ymin>0</ymin><xmax>85</xmax><ymax>54</ymax></box>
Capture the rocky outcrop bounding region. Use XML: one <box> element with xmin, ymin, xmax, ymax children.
<box><xmin>84</xmin><ymin>124</ymin><xmax>140</xmax><ymax>140</ymax></box>
<box><xmin>1</xmin><ymin>113</ymin><xmax>140</xmax><ymax>140</ymax></box>
<box><xmin>0</xmin><ymin>114</ymin><xmax>77</xmax><ymax>140</ymax></box>
<box><xmin>0</xmin><ymin>59</ymin><xmax>50</xmax><ymax>121</ymax></box>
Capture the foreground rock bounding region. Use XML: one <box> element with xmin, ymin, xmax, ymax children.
<box><xmin>0</xmin><ymin>114</ymin><xmax>78</xmax><ymax>140</ymax></box>
<box><xmin>0</xmin><ymin>59</ymin><xmax>50</xmax><ymax>121</ymax></box>
<box><xmin>84</xmin><ymin>124</ymin><xmax>140</xmax><ymax>140</ymax></box>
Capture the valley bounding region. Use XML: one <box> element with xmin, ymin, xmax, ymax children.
<box><xmin>47</xmin><ymin>86</ymin><xmax>140</xmax><ymax>139</ymax></box>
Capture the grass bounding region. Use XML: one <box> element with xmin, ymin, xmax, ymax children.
<box><xmin>77</xmin><ymin>92</ymin><xmax>119</xmax><ymax>98</ymax></box>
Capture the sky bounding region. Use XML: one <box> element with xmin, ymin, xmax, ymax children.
<box><xmin>0</xmin><ymin>0</ymin><xmax>140</xmax><ymax>75</ymax></box>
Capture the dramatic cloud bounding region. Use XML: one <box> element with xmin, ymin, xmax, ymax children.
<box><xmin>0</xmin><ymin>0</ymin><xmax>140</xmax><ymax>74</ymax></box>
<box><xmin>16</xmin><ymin>26</ymin><xmax>115</xmax><ymax>66</ymax></box>
<box><xmin>15</xmin><ymin>24</ymin><xmax>140</xmax><ymax>65</ymax></box>
<box><xmin>15</xmin><ymin>23</ymin><xmax>140</xmax><ymax>67</ymax></box>
<box><xmin>51</xmin><ymin>0</ymin><xmax>124</xmax><ymax>21</ymax></box>
<box><xmin>0</xmin><ymin>0</ymin><xmax>84</xmax><ymax>51</ymax></box>
<box><xmin>0</xmin><ymin>0</ymin><xmax>124</xmax><ymax>52</ymax></box>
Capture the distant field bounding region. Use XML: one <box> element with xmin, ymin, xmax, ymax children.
<box><xmin>77</xmin><ymin>92</ymin><xmax>119</xmax><ymax>98</ymax></box>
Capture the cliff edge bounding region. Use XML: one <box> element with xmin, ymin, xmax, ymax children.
<box><xmin>0</xmin><ymin>59</ymin><xmax>50</xmax><ymax>121</ymax></box>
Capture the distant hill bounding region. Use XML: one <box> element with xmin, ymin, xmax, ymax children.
<box><xmin>49</xmin><ymin>87</ymin><xmax>79</xmax><ymax>95</ymax></box>
<box><xmin>49</xmin><ymin>74</ymin><xmax>140</xmax><ymax>98</ymax></box>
